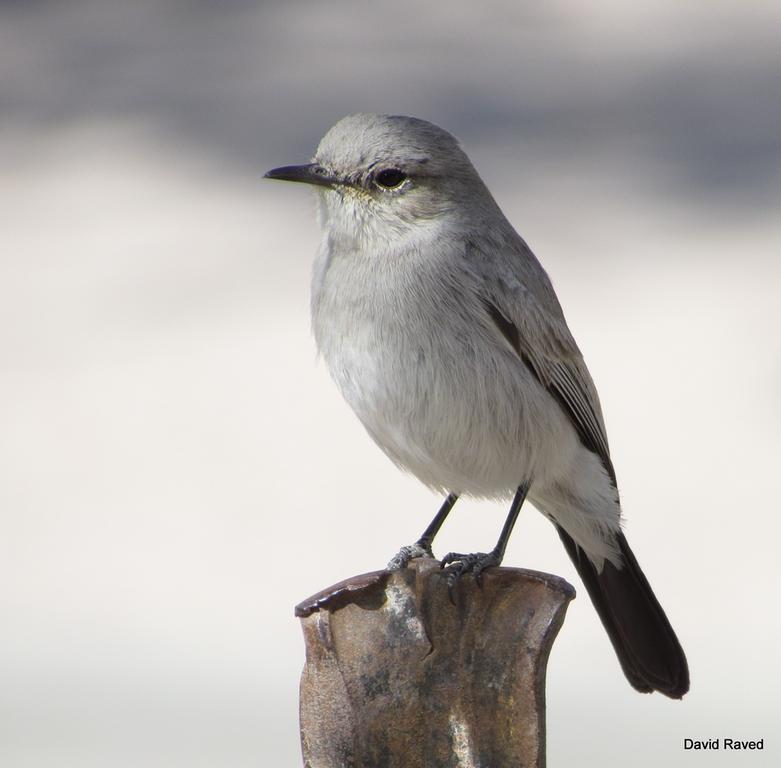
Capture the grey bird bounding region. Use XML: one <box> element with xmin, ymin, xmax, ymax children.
<box><xmin>265</xmin><ymin>113</ymin><xmax>689</xmax><ymax>698</ymax></box>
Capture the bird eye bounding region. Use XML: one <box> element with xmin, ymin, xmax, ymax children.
<box><xmin>374</xmin><ymin>168</ymin><xmax>407</xmax><ymax>189</ymax></box>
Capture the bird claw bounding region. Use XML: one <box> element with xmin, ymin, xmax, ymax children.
<box><xmin>440</xmin><ymin>550</ymin><xmax>502</xmax><ymax>598</ymax></box>
<box><xmin>387</xmin><ymin>541</ymin><xmax>434</xmax><ymax>570</ymax></box>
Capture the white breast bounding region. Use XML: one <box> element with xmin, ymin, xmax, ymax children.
<box><xmin>311</xmin><ymin>237</ymin><xmax>580</xmax><ymax>498</ymax></box>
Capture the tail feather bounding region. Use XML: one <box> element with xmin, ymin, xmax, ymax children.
<box><xmin>555</xmin><ymin>525</ymin><xmax>690</xmax><ymax>698</ymax></box>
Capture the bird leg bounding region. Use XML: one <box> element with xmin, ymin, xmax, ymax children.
<box><xmin>441</xmin><ymin>481</ymin><xmax>530</xmax><ymax>592</ymax></box>
<box><xmin>387</xmin><ymin>493</ymin><xmax>459</xmax><ymax>569</ymax></box>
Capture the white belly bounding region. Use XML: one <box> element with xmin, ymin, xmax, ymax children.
<box><xmin>313</xmin><ymin>257</ymin><xmax>579</xmax><ymax>498</ymax></box>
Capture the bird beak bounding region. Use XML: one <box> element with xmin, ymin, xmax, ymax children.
<box><xmin>263</xmin><ymin>163</ymin><xmax>339</xmax><ymax>188</ymax></box>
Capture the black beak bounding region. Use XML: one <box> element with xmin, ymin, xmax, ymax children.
<box><xmin>263</xmin><ymin>163</ymin><xmax>338</xmax><ymax>188</ymax></box>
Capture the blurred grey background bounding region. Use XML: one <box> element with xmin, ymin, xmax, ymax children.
<box><xmin>1</xmin><ymin>1</ymin><xmax>779</xmax><ymax>766</ymax></box>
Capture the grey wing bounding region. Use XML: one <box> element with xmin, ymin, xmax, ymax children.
<box><xmin>476</xmin><ymin>242</ymin><xmax>617</xmax><ymax>487</ymax></box>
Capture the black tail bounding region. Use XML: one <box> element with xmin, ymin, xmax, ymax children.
<box><xmin>555</xmin><ymin>525</ymin><xmax>689</xmax><ymax>698</ymax></box>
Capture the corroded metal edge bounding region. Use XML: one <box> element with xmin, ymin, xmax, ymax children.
<box><xmin>475</xmin><ymin>565</ymin><xmax>576</xmax><ymax>600</ymax></box>
<box><xmin>294</xmin><ymin>569</ymin><xmax>391</xmax><ymax>618</ymax></box>
<box><xmin>294</xmin><ymin>562</ymin><xmax>575</xmax><ymax>618</ymax></box>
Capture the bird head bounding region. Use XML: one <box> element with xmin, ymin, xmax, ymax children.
<box><xmin>265</xmin><ymin>113</ymin><xmax>494</xmax><ymax>247</ymax></box>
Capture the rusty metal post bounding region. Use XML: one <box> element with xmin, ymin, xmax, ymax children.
<box><xmin>295</xmin><ymin>557</ymin><xmax>574</xmax><ymax>768</ymax></box>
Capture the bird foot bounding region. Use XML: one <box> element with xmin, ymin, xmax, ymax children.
<box><xmin>387</xmin><ymin>541</ymin><xmax>434</xmax><ymax>570</ymax></box>
<box><xmin>440</xmin><ymin>550</ymin><xmax>502</xmax><ymax>593</ymax></box>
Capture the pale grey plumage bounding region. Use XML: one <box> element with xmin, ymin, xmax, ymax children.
<box><xmin>266</xmin><ymin>113</ymin><xmax>689</xmax><ymax>698</ymax></box>
<box><xmin>310</xmin><ymin>113</ymin><xmax>620</xmax><ymax>566</ymax></box>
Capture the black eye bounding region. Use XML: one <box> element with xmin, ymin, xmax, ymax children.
<box><xmin>374</xmin><ymin>168</ymin><xmax>407</xmax><ymax>189</ymax></box>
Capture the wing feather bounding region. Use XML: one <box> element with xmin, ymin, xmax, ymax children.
<box><xmin>473</xmin><ymin>237</ymin><xmax>617</xmax><ymax>487</ymax></box>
